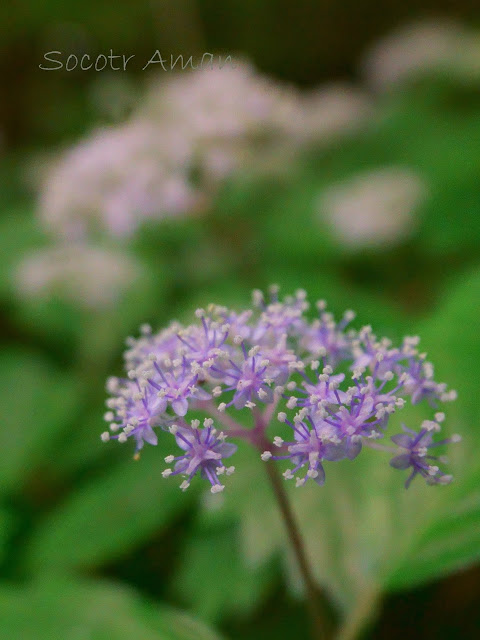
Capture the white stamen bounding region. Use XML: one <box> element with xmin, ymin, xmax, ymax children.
<box><xmin>211</xmin><ymin>484</ymin><xmax>225</xmax><ymax>494</ymax></box>
<box><xmin>286</xmin><ymin>397</ymin><xmax>297</xmax><ymax>409</ymax></box>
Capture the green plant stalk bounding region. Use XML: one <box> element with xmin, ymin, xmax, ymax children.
<box><xmin>263</xmin><ymin>457</ymin><xmax>331</xmax><ymax>640</ymax></box>
<box><xmin>206</xmin><ymin>400</ymin><xmax>333</xmax><ymax>639</ymax></box>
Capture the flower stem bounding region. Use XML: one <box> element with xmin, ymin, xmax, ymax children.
<box><xmin>263</xmin><ymin>457</ymin><xmax>332</xmax><ymax>640</ymax></box>
<box><xmin>334</xmin><ymin>584</ymin><xmax>379</xmax><ymax>640</ymax></box>
<box><xmin>201</xmin><ymin>402</ymin><xmax>333</xmax><ymax>639</ymax></box>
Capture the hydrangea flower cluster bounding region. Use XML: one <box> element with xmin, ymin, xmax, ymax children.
<box><xmin>14</xmin><ymin>244</ymin><xmax>140</xmax><ymax>309</ymax></box>
<box><xmin>102</xmin><ymin>288</ymin><xmax>460</xmax><ymax>493</ymax></box>
<box><xmin>38</xmin><ymin>62</ymin><xmax>371</xmax><ymax>243</ymax></box>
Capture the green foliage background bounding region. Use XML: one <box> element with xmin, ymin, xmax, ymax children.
<box><xmin>1</xmin><ymin>3</ymin><xmax>480</xmax><ymax>639</ymax></box>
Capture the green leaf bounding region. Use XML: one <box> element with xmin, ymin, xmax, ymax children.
<box><xmin>25</xmin><ymin>441</ymin><xmax>198</xmax><ymax>572</ymax></box>
<box><xmin>0</xmin><ymin>507</ymin><xmax>14</xmax><ymax>565</ymax></box>
<box><xmin>74</xmin><ymin>258</ymin><xmax>166</xmax><ymax>365</ymax></box>
<box><xmin>413</xmin><ymin>268</ymin><xmax>480</xmax><ymax>437</ymax></box>
<box><xmin>259</xmin><ymin>173</ymin><xmax>337</xmax><ymax>265</ymax></box>
<box><xmin>386</xmin><ymin>464</ymin><xmax>480</xmax><ymax>590</ymax></box>
<box><xmin>0</xmin><ymin>349</ymin><xmax>80</xmax><ymax>496</ymax></box>
<box><xmin>173</xmin><ymin>518</ymin><xmax>274</xmax><ymax>623</ymax></box>
<box><xmin>385</xmin><ymin>267</ymin><xmax>480</xmax><ymax>590</ymax></box>
<box><xmin>49</xmin><ymin>403</ymin><xmax>120</xmax><ymax>478</ymax></box>
<box><xmin>0</xmin><ymin>577</ymin><xmax>226</xmax><ymax>640</ymax></box>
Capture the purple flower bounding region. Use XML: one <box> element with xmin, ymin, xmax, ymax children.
<box><xmin>251</xmin><ymin>288</ymin><xmax>309</xmax><ymax>342</ymax></box>
<box><xmin>263</xmin><ymin>412</ymin><xmax>345</xmax><ymax>486</ymax></box>
<box><xmin>401</xmin><ymin>358</ymin><xmax>457</xmax><ymax>406</ymax></box>
<box><xmin>221</xmin><ymin>344</ymin><xmax>275</xmax><ymax>409</ymax></box>
<box><xmin>162</xmin><ymin>419</ymin><xmax>237</xmax><ymax>493</ymax></box>
<box><xmin>390</xmin><ymin>421</ymin><xmax>461</xmax><ymax>488</ymax></box>
<box><xmin>254</xmin><ymin>333</ymin><xmax>298</xmax><ymax>385</ymax></box>
<box><xmin>176</xmin><ymin>312</ymin><xmax>232</xmax><ymax>373</ymax></box>
<box><xmin>124</xmin><ymin>323</ymin><xmax>183</xmax><ymax>369</ymax></box>
<box><xmin>102</xmin><ymin>378</ymin><xmax>165</xmax><ymax>452</ymax></box>
<box><xmin>300</xmin><ymin>304</ymin><xmax>354</xmax><ymax>366</ymax></box>
<box><xmin>296</xmin><ymin>370</ymin><xmax>347</xmax><ymax>409</ymax></box>
<box><xmin>333</xmin><ymin>397</ymin><xmax>378</xmax><ymax>458</ymax></box>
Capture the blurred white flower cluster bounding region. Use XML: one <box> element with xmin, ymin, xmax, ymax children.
<box><xmin>362</xmin><ymin>19</ymin><xmax>480</xmax><ymax>92</ymax></box>
<box><xmin>287</xmin><ymin>83</ymin><xmax>373</xmax><ymax>144</ymax></box>
<box><xmin>318</xmin><ymin>167</ymin><xmax>428</xmax><ymax>249</ymax></box>
<box><xmin>38</xmin><ymin>61</ymin><xmax>372</xmax><ymax>242</ymax></box>
<box><xmin>18</xmin><ymin>60</ymin><xmax>373</xmax><ymax>309</ymax></box>
<box><xmin>20</xmin><ymin>16</ymin><xmax>476</xmax><ymax>307</ymax></box>
<box><xmin>15</xmin><ymin>245</ymin><xmax>140</xmax><ymax>309</ymax></box>
<box><xmin>316</xmin><ymin>18</ymin><xmax>480</xmax><ymax>251</ymax></box>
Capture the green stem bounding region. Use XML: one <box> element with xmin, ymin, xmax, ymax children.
<box><xmin>334</xmin><ymin>585</ymin><xmax>379</xmax><ymax>640</ymax></box>
<box><xmin>202</xmin><ymin>400</ymin><xmax>332</xmax><ymax>639</ymax></box>
<box><xmin>263</xmin><ymin>458</ymin><xmax>330</xmax><ymax>640</ymax></box>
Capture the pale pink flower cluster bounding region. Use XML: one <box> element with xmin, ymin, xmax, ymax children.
<box><xmin>39</xmin><ymin>121</ymin><xmax>202</xmax><ymax>240</ymax></box>
<box><xmin>144</xmin><ymin>65</ymin><xmax>372</xmax><ymax>178</ymax></box>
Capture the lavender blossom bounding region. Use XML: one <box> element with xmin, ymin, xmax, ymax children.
<box><xmin>390</xmin><ymin>418</ymin><xmax>461</xmax><ymax>488</ymax></box>
<box><xmin>162</xmin><ymin>419</ymin><xmax>237</xmax><ymax>493</ymax></box>
<box><xmin>102</xmin><ymin>288</ymin><xmax>459</xmax><ymax>491</ymax></box>
<box><xmin>264</xmin><ymin>411</ymin><xmax>345</xmax><ymax>487</ymax></box>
